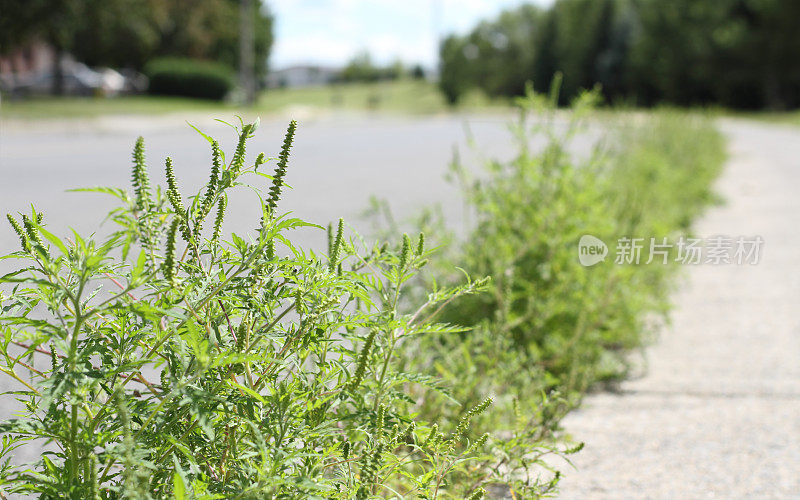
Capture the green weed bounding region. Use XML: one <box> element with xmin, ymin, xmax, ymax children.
<box><xmin>0</xmin><ymin>119</ymin><xmax>531</xmax><ymax>498</ymax></box>
<box><xmin>386</xmin><ymin>84</ymin><xmax>725</xmax><ymax>496</ymax></box>
<box><xmin>0</xmin><ymin>84</ymin><xmax>725</xmax><ymax>498</ymax></box>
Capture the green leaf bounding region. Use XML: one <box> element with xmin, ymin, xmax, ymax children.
<box><xmin>173</xmin><ymin>471</ymin><xmax>186</xmax><ymax>500</ymax></box>
<box><xmin>187</xmin><ymin>121</ymin><xmax>215</xmax><ymax>145</ymax></box>
<box><xmin>229</xmin><ymin>382</ymin><xmax>268</xmax><ymax>404</ymax></box>
<box><xmin>275</xmin><ymin>217</ymin><xmax>323</xmax><ymax>232</ymax></box>
<box><xmin>68</xmin><ymin>186</ymin><xmax>129</xmax><ymax>203</ymax></box>
<box><xmin>132</xmin><ymin>249</ymin><xmax>147</xmax><ymax>283</ymax></box>
<box><xmin>230</xmin><ymin>233</ymin><xmax>247</xmax><ymax>254</ymax></box>
<box><xmin>35</xmin><ymin>226</ymin><xmax>68</xmax><ymax>256</ymax></box>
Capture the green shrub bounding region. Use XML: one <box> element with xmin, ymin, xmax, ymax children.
<box><xmin>606</xmin><ymin>110</ymin><xmax>726</xmax><ymax>234</ymax></box>
<box><xmin>434</xmin><ymin>86</ymin><xmax>723</xmax><ymax>388</ymax></box>
<box><xmin>434</xmin><ymin>87</ymin><xmax>650</xmax><ymax>391</ymax></box>
<box><xmin>0</xmin><ymin>118</ymin><xmax>575</xmax><ymax>498</ymax></box>
<box><xmin>0</xmin><ymin>88</ymin><xmax>725</xmax><ymax>497</ymax></box>
<box><xmin>145</xmin><ymin>58</ymin><xmax>234</xmax><ymax>101</ymax></box>
<box><xmin>388</xmin><ymin>84</ymin><xmax>725</xmax><ymax>497</ymax></box>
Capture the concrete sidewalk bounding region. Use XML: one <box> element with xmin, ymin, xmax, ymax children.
<box><xmin>557</xmin><ymin>120</ymin><xmax>800</xmax><ymax>498</ymax></box>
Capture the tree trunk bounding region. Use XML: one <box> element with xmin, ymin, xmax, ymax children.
<box><xmin>763</xmin><ymin>69</ymin><xmax>785</xmax><ymax>111</ymax></box>
<box><xmin>239</xmin><ymin>0</ymin><xmax>256</xmax><ymax>105</ymax></box>
<box><xmin>52</xmin><ymin>45</ymin><xmax>65</xmax><ymax>96</ymax></box>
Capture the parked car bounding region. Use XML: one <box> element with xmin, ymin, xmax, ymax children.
<box><xmin>10</xmin><ymin>62</ymin><xmax>140</xmax><ymax>97</ymax></box>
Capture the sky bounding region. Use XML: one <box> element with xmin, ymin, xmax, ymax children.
<box><xmin>267</xmin><ymin>0</ymin><xmax>550</xmax><ymax>70</ymax></box>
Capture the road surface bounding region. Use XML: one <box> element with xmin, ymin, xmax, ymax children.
<box><xmin>0</xmin><ymin>112</ymin><xmax>517</xmax><ymax>257</ymax></box>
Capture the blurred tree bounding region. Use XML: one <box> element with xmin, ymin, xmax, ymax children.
<box><xmin>386</xmin><ymin>59</ymin><xmax>406</xmax><ymax>80</ymax></box>
<box><xmin>338</xmin><ymin>52</ymin><xmax>408</xmax><ymax>83</ymax></box>
<box><xmin>438</xmin><ymin>34</ymin><xmax>472</xmax><ymax>105</ymax></box>
<box><xmin>410</xmin><ymin>64</ymin><xmax>426</xmax><ymax>80</ymax></box>
<box><xmin>240</xmin><ymin>0</ymin><xmax>256</xmax><ymax>104</ymax></box>
<box><xmin>470</xmin><ymin>5</ymin><xmax>542</xmax><ymax>97</ymax></box>
<box><xmin>439</xmin><ymin>5</ymin><xmax>542</xmax><ymax>104</ymax></box>
<box><xmin>0</xmin><ymin>0</ymin><xmax>46</xmax><ymax>53</ymax></box>
<box><xmin>0</xmin><ymin>0</ymin><xmax>85</xmax><ymax>94</ymax></box>
<box><xmin>530</xmin><ymin>7</ymin><xmax>558</xmax><ymax>95</ymax></box>
<box><xmin>71</xmin><ymin>0</ymin><xmax>162</xmax><ymax>70</ymax></box>
<box><xmin>752</xmin><ymin>0</ymin><xmax>800</xmax><ymax>109</ymax></box>
<box><xmin>547</xmin><ymin>0</ymin><xmax>616</xmax><ymax>101</ymax></box>
<box><xmin>437</xmin><ymin>0</ymin><xmax>800</xmax><ymax>110</ymax></box>
<box><xmin>528</xmin><ymin>0</ymin><xmax>628</xmax><ymax>103</ymax></box>
<box><xmin>630</xmin><ymin>0</ymin><xmax>731</xmax><ymax>106</ymax></box>
<box><xmin>0</xmin><ymin>0</ymin><xmax>274</xmax><ymax>88</ymax></box>
<box><xmin>148</xmin><ymin>0</ymin><xmax>273</xmax><ymax>80</ymax></box>
<box><xmin>438</xmin><ymin>0</ymin><xmax>623</xmax><ymax>104</ymax></box>
<box><xmin>339</xmin><ymin>51</ymin><xmax>381</xmax><ymax>82</ymax></box>
<box><xmin>631</xmin><ymin>0</ymin><xmax>800</xmax><ymax>109</ymax></box>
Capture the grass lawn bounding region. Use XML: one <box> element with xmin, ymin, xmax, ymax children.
<box><xmin>740</xmin><ymin>110</ymin><xmax>800</xmax><ymax>126</ymax></box>
<box><xmin>0</xmin><ymin>80</ymin><xmax>505</xmax><ymax>120</ymax></box>
<box><xmin>258</xmin><ymin>79</ymin><xmax>500</xmax><ymax>114</ymax></box>
<box><xmin>0</xmin><ymin>94</ymin><xmax>230</xmax><ymax>120</ymax></box>
<box><xmin>701</xmin><ymin>105</ymin><xmax>800</xmax><ymax>127</ymax></box>
<box><xmin>5</xmin><ymin>81</ymin><xmax>796</xmax><ymax>125</ymax></box>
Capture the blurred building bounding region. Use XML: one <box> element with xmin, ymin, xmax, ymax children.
<box><xmin>0</xmin><ymin>40</ymin><xmax>144</xmax><ymax>97</ymax></box>
<box><xmin>265</xmin><ymin>65</ymin><xmax>339</xmax><ymax>88</ymax></box>
<box><xmin>0</xmin><ymin>41</ymin><xmax>55</xmax><ymax>90</ymax></box>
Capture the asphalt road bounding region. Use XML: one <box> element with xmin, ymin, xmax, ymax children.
<box><xmin>0</xmin><ymin>112</ymin><xmax>518</xmax><ymax>257</ymax></box>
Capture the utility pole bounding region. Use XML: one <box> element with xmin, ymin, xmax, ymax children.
<box><xmin>432</xmin><ymin>0</ymin><xmax>443</xmax><ymax>78</ymax></box>
<box><xmin>240</xmin><ymin>0</ymin><xmax>256</xmax><ymax>105</ymax></box>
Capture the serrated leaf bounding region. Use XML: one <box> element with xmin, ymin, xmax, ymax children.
<box><xmin>187</xmin><ymin>121</ymin><xmax>215</xmax><ymax>145</ymax></box>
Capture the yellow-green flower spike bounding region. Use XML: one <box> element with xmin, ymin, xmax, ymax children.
<box><xmin>329</xmin><ymin>218</ymin><xmax>344</xmax><ymax>271</ymax></box>
<box><xmin>131</xmin><ymin>136</ymin><xmax>153</xmax><ymax>211</ymax></box>
<box><xmin>347</xmin><ymin>328</ymin><xmax>376</xmax><ymax>393</ymax></box>
<box><xmin>163</xmin><ymin>219</ymin><xmax>178</xmax><ymax>283</ymax></box>
<box><xmin>229</xmin><ymin>123</ymin><xmax>254</xmax><ymax>177</ymax></box>
<box><xmin>266</xmin><ymin>120</ymin><xmax>297</xmax><ymax>214</ymax></box>
<box><xmin>212</xmin><ymin>197</ymin><xmax>226</xmax><ymax>242</ymax></box>
<box><xmin>6</xmin><ymin>214</ymin><xmax>29</xmax><ymax>252</ymax></box>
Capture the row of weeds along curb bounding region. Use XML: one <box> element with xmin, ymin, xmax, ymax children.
<box><xmin>376</xmin><ymin>83</ymin><xmax>725</xmax><ymax>496</ymax></box>
<box><xmin>0</xmin><ymin>84</ymin><xmax>724</xmax><ymax>498</ymax></box>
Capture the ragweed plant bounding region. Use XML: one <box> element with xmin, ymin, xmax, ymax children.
<box><xmin>377</xmin><ymin>81</ymin><xmax>724</xmax><ymax>496</ymax></box>
<box><xmin>0</xmin><ymin>119</ymin><xmax>509</xmax><ymax>498</ymax></box>
<box><xmin>437</xmin><ymin>83</ymin><xmax>724</xmax><ymax>391</ymax></box>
